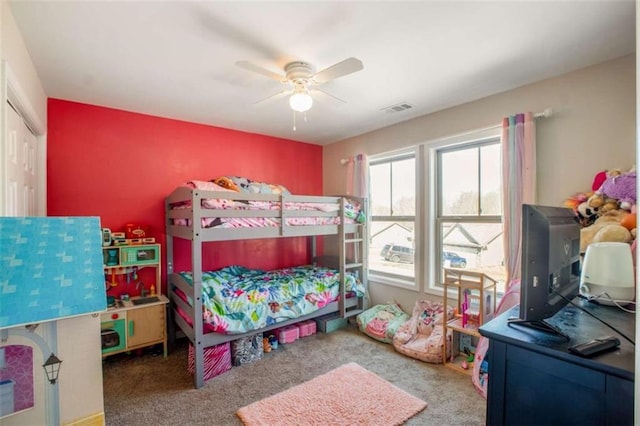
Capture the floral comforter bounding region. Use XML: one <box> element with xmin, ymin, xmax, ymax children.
<box><xmin>178</xmin><ymin>265</ymin><xmax>365</xmax><ymax>334</ymax></box>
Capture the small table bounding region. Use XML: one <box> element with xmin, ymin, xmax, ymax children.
<box><xmin>479</xmin><ymin>298</ymin><xmax>634</xmax><ymax>426</ymax></box>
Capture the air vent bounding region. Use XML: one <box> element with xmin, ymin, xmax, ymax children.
<box><xmin>381</xmin><ymin>102</ymin><xmax>414</xmax><ymax>113</ymax></box>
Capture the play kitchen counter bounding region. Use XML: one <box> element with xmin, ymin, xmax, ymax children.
<box><xmin>101</xmin><ymin>295</ymin><xmax>169</xmax><ymax>358</ymax></box>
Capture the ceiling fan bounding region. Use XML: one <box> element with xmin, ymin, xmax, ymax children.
<box><xmin>236</xmin><ymin>57</ymin><xmax>364</xmax><ymax>113</ymax></box>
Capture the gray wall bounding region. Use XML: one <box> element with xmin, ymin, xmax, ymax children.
<box><xmin>323</xmin><ymin>54</ymin><xmax>636</xmax><ymax>308</ymax></box>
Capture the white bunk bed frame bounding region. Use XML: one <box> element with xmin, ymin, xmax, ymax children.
<box><xmin>165</xmin><ymin>186</ymin><xmax>367</xmax><ymax>388</ymax></box>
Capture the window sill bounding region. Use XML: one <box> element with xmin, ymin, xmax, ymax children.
<box><xmin>368</xmin><ymin>272</ymin><xmax>420</xmax><ymax>292</ymax></box>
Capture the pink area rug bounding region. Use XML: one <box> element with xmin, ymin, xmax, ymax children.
<box><xmin>236</xmin><ymin>362</ymin><xmax>427</xmax><ymax>426</ymax></box>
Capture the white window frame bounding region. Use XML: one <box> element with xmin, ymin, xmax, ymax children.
<box><xmin>433</xmin><ymin>137</ymin><xmax>502</xmax><ymax>290</ymax></box>
<box><xmin>424</xmin><ymin>127</ymin><xmax>502</xmax><ymax>294</ymax></box>
<box><xmin>368</xmin><ymin>146</ymin><xmax>422</xmax><ymax>291</ymax></box>
<box><xmin>368</xmin><ymin>127</ymin><xmax>502</xmax><ymax>296</ymax></box>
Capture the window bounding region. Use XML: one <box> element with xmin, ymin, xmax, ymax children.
<box><xmin>368</xmin><ymin>152</ymin><xmax>416</xmax><ymax>283</ymax></box>
<box><xmin>368</xmin><ymin>129</ymin><xmax>506</xmax><ymax>294</ymax></box>
<box><xmin>436</xmin><ymin>139</ymin><xmax>506</xmax><ymax>292</ymax></box>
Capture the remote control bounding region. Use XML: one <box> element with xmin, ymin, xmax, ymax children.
<box><xmin>568</xmin><ymin>336</ymin><xmax>620</xmax><ymax>357</ymax></box>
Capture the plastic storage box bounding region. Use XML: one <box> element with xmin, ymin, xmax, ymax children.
<box><xmin>277</xmin><ymin>325</ymin><xmax>299</xmax><ymax>344</ymax></box>
<box><xmin>297</xmin><ymin>320</ymin><xmax>317</xmax><ymax>337</ymax></box>
<box><xmin>315</xmin><ymin>313</ymin><xmax>348</xmax><ymax>333</ymax></box>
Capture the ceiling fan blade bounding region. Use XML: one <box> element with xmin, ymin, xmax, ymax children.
<box><xmin>312</xmin><ymin>57</ymin><xmax>364</xmax><ymax>84</ymax></box>
<box><xmin>311</xmin><ymin>88</ymin><xmax>347</xmax><ymax>107</ymax></box>
<box><xmin>236</xmin><ymin>61</ymin><xmax>286</xmax><ymax>82</ymax></box>
<box><xmin>253</xmin><ymin>88</ymin><xmax>291</xmax><ymax>105</ymax></box>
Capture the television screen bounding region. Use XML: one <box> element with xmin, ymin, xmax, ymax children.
<box><xmin>508</xmin><ymin>204</ymin><xmax>581</xmax><ymax>339</ymax></box>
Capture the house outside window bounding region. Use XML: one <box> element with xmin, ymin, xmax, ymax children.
<box><xmin>368</xmin><ymin>128</ymin><xmax>506</xmax><ymax>294</ymax></box>
<box><xmin>436</xmin><ymin>139</ymin><xmax>507</xmax><ymax>292</ymax></box>
<box><xmin>368</xmin><ymin>152</ymin><xmax>417</xmax><ymax>285</ymax></box>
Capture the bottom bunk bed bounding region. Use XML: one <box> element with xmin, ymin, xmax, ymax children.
<box><xmin>168</xmin><ymin>263</ymin><xmax>366</xmax><ymax>388</ymax></box>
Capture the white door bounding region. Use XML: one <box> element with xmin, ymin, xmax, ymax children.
<box><xmin>3</xmin><ymin>101</ymin><xmax>37</xmax><ymax>216</ymax></box>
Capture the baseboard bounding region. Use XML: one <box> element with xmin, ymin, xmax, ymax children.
<box><xmin>63</xmin><ymin>412</ymin><xmax>105</xmax><ymax>426</ymax></box>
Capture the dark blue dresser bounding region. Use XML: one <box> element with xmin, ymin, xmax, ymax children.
<box><xmin>479</xmin><ymin>299</ymin><xmax>634</xmax><ymax>426</ymax></box>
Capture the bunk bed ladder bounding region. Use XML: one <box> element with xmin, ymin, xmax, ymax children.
<box><xmin>339</xmin><ymin>197</ymin><xmax>366</xmax><ymax>319</ymax></box>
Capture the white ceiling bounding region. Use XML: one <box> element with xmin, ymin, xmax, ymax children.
<box><xmin>9</xmin><ymin>1</ymin><xmax>636</xmax><ymax>145</ymax></box>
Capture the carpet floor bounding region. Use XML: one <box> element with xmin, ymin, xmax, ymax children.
<box><xmin>103</xmin><ymin>323</ymin><xmax>486</xmax><ymax>425</ymax></box>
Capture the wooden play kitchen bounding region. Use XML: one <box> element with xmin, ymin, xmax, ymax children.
<box><xmin>101</xmin><ymin>242</ymin><xmax>168</xmax><ymax>358</ymax></box>
<box><xmin>100</xmin><ymin>294</ymin><xmax>169</xmax><ymax>358</ymax></box>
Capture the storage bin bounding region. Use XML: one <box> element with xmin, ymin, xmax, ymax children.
<box><xmin>297</xmin><ymin>320</ymin><xmax>317</xmax><ymax>337</ymax></box>
<box><xmin>187</xmin><ymin>342</ymin><xmax>232</xmax><ymax>382</ymax></box>
<box><xmin>231</xmin><ymin>333</ymin><xmax>264</xmax><ymax>366</ymax></box>
<box><xmin>315</xmin><ymin>313</ymin><xmax>348</xmax><ymax>333</ymax></box>
<box><xmin>277</xmin><ymin>325</ymin><xmax>299</xmax><ymax>344</ymax></box>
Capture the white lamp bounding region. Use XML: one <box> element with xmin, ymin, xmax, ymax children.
<box><xmin>289</xmin><ymin>90</ymin><xmax>313</xmax><ymax>112</ymax></box>
<box><xmin>580</xmin><ymin>242</ymin><xmax>635</xmax><ymax>305</ymax></box>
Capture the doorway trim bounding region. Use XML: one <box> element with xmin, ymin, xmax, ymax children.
<box><xmin>1</xmin><ymin>60</ymin><xmax>46</xmax><ymax>216</ymax></box>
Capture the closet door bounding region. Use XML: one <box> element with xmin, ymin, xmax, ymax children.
<box><xmin>3</xmin><ymin>101</ymin><xmax>37</xmax><ymax>216</ymax></box>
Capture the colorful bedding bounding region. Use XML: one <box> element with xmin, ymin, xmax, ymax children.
<box><xmin>171</xmin><ymin>179</ymin><xmax>365</xmax><ymax>228</ymax></box>
<box><xmin>176</xmin><ymin>265</ymin><xmax>365</xmax><ymax>334</ymax></box>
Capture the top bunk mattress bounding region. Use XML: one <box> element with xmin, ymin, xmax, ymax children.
<box><xmin>167</xmin><ymin>178</ymin><xmax>365</xmax><ymax>230</ymax></box>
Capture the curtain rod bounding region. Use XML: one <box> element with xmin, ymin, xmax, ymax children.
<box><xmin>340</xmin><ymin>107</ymin><xmax>553</xmax><ymax>165</ymax></box>
<box><xmin>534</xmin><ymin>107</ymin><xmax>553</xmax><ymax>119</ymax></box>
<box><xmin>341</xmin><ymin>153</ymin><xmax>365</xmax><ymax>166</ymax></box>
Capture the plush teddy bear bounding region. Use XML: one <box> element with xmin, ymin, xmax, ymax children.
<box><xmin>580</xmin><ymin>209</ymin><xmax>633</xmax><ymax>253</ymax></box>
<box><xmin>587</xmin><ymin>194</ymin><xmax>619</xmax><ymax>215</ymax></box>
<box><xmin>564</xmin><ymin>192</ymin><xmax>602</xmax><ymax>227</ymax></box>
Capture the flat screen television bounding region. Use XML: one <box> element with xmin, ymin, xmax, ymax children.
<box><xmin>508</xmin><ymin>204</ymin><xmax>581</xmax><ymax>339</ymax></box>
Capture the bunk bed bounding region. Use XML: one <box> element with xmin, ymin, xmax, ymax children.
<box><xmin>165</xmin><ymin>180</ymin><xmax>368</xmax><ymax>388</ymax></box>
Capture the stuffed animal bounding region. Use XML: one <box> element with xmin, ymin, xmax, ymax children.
<box><xmin>587</xmin><ymin>194</ymin><xmax>619</xmax><ymax>215</ymax></box>
<box><xmin>563</xmin><ymin>192</ymin><xmax>590</xmax><ymax>211</ymax></box>
<box><xmin>575</xmin><ymin>201</ymin><xmax>598</xmax><ymax>227</ymax></box>
<box><xmin>580</xmin><ymin>210</ymin><xmax>633</xmax><ymax>253</ymax></box>
<box><xmin>567</xmin><ymin>168</ymin><xmax>637</xmax><ymax>252</ymax></box>
<box><xmin>212</xmin><ymin>176</ymin><xmax>240</xmax><ymax>191</ymax></box>
<box><xmin>591</xmin><ymin>170</ymin><xmax>608</xmax><ymax>191</ymax></box>
<box><xmin>593</xmin><ymin>169</ymin><xmax>637</xmax><ymax>212</ymax></box>
<box><xmin>564</xmin><ymin>192</ymin><xmax>597</xmax><ymax>227</ymax></box>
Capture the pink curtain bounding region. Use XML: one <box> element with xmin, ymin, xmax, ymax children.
<box><xmin>345</xmin><ymin>153</ymin><xmax>368</xmax><ymax>197</ymax></box>
<box><xmin>501</xmin><ymin>112</ymin><xmax>536</xmax><ymax>289</ymax></box>
<box><xmin>472</xmin><ymin>113</ymin><xmax>536</xmax><ymax>398</ymax></box>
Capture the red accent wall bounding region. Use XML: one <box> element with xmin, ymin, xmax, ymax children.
<box><xmin>47</xmin><ymin>99</ymin><xmax>323</xmax><ymax>295</ymax></box>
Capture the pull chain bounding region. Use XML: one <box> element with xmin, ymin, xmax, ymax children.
<box><xmin>292</xmin><ymin>111</ymin><xmax>309</xmax><ymax>131</ymax></box>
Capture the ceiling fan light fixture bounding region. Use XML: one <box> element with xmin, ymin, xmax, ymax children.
<box><xmin>289</xmin><ymin>92</ymin><xmax>313</xmax><ymax>112</ymax></box>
